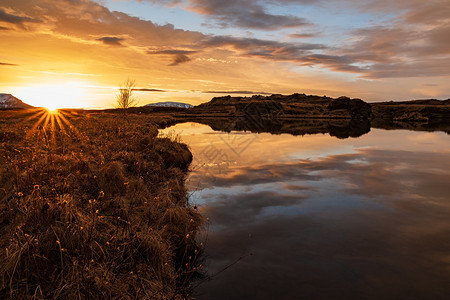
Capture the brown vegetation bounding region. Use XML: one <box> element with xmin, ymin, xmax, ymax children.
<box><xmin>0</xmin><ymin>109</ymin><xmax>203</xmax><ymax>299</ymax></box>
<box><xmin>371</xmin><ymin>100</ymin><xmax>450</xmax><ymax>122</ymax></box>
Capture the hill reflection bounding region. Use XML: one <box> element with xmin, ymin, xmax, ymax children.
<box><xmin>178</xmin><ymin>117</ymin><xmax>372</xmax><ymax>139</ymax></box>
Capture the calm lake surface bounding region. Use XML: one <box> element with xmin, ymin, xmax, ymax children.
<box><xmin>161</xmin><ymin>122</ymin><xmax>450</xmax><ymax>299</ymax></box>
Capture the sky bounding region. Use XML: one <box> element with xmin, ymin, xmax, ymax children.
<box><xmin>0</xmin><ymin>0</ymin><xmax>449</xmax><ymax>108</ymax></box>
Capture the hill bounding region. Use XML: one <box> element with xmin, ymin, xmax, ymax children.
<box><xmin>371</xmin><ymin>99</ymin><xmax>450</xmax><ymax>122</ymax></box>
<box><xmin>170</xmin><ymin>94</ymin><xmax>450</xmax><ymax>123</ymax></box>
<box><xmin>0</xmin><ymin>94</ymin><xmax>33</xmax><ymax>109</ymax></box>
<box><xmin>183</xmin><ymin>94</ymin><xmax>372</xmax><ymax>119</ymax></box>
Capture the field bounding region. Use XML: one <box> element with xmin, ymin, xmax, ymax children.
<box><xmin>0</xmin><ymin>109</ymin><xmax>203</xmax><ymax>299</ymax></box>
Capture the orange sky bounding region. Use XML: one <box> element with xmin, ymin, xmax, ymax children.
<box><xmin>1</xmin><ymin>0</ymin><xmax>449</xmax><ymax>109</ymax></box>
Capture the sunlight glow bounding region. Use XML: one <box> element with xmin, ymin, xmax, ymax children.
<box><xmin>16</xmin><ymin>82</ymin><xmax>88</xmax><ymax>110</ymax></box>
<box><xmin>46</xmin><ymin>107</ymin><xmax>59</xmax><ymax>113</ymax></box>
<box><xmin>23</xmin><ymin>108</ymin><xmax>82</xmax><ymax>147</ymax></box>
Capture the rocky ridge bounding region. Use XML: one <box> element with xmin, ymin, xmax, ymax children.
<box><xmin>186</xmin><ymin>94</ymin><xmax>372</xmax><ymax>119</ymax></box>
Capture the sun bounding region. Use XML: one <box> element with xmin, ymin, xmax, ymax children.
<box><xmin>16</xmin><ymin>82</ymin><xmax>87</xmax><ymax>110</ymax></box>
<box><xmin>46</xmin><ymin>106</ymin><xmax>59</xmax><ymax>113</ymax></box>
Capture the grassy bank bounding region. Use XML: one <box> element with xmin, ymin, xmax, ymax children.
<box><xmin>0</xmin><ymin>109</ymin><xmax>203</xmax><ymax>299</ymax></box>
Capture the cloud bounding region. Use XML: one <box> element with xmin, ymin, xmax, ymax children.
<box><xmin>331</xmin><ymin>1</ymin><xmax>450</xmax><ymax>78</ymax></box>
<box><xmin>149</xmin><ymin>49</ymin><xmax>197</xmax><ymax>55</ymax></box>
<box><xmin>169</xmin><ymin>54</ymin><xmax>191</xmax><ymax>66</ymax></box>
<box><xmin>199</xmin><ymin>36</ymin><xmax>364</xmax><ymax>73</ymax></box>
<box><xmin>190</xmin><ymin>1</ymin><xmax>310</xmax><ymax>30</ymax></box>
<box><xmin>203</xmin><ymin>90</ymin><xmax>272</xmax><ymax>95</ymax></box>
<box><xmin>1</xmin><ymin>0</ymin><xmax>204</xmax><ymax>47</ymax></box>
<box><xmin>147</xmin><ymin>0</ymin><xmax>313</xmax><ymax>30</ymax></box>
<box><xmin>201</xmin><ymin>36</ymin><xmax>326</xmax><ymax>58</ymax></box>
<box><xmin>145</xmin><ymin>0</ymin><xmax>450</xmax><ymax>78</ymax></box>
<box><xmin>0</xmin><ymin>62</ymin><xmax>18</xmax><ymax>66</ymax></box>
<box><xmin>0</xmin><ymin>25</ymin><xmax>10</xmax><ymax>30</ymax></box>
<box><xmin>143</xmin><ymin>0</ymin><xmax>183</xmax><ymax>5</ymax></box>
<box><xmin>281</xmin><ymin>183</ymin><xmax>311</xmax><ymax>191</ymax></box>
<box><xmin>148</xmin><ymin>49</ymin><xmax>198</xmax><ymax>66</ymax></box>
<box><xmin>353</xmin><ymin>0</ymin><xmax>448</xmax><ymax>15</ymax></box>
<box><xmin>133</xmin><ymin>88</ymin><xmax>167</xmax><ymax>92</ymax></box>
<box><xmin>300</xmin><ymin>53</ymin><xmax>362</xmax><ymax>71</ymax></box>
<box><xmin>364</xmin><ymin>59</ymin><xmax>450</xmax><ymax>79</ymax></box>
<box><xmin>288</xmin><ymin>33</ymin><xmax>317</xmax><ymax>39</ymax></box>
<box><xmin>344</xmin><ymin>24</ymin><xmax>450</xmax><ymax>78</ymax></box>
<box><xmin>0</xmin><ymin>7</ymin><xmax>41</xmax><ymax>28</ymax></box>
<box><xmin>96</xmin><ymin>36</ymin><xmax>125</xmax><ymax>47</ymax></box>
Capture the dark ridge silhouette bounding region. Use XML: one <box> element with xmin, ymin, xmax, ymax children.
<box><xmin>184</xmin><ymin>94</ymin><xmax>372</xmax><ymax>120</ymax></box>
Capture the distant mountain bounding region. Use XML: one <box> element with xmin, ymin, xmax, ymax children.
<box><xmin>145</xmin><ymin>101</ymin><xmax>193</xmax><ymax>109</ymax></box>
<box><xmin>0</xmin><ymin>94</ymin><xmax>33</xmax><ymax>109</ymax></box>
<box><xmin>373</xmin><ymin>99</ymin><xmax>450</xmax><ymax>105</ymax></box>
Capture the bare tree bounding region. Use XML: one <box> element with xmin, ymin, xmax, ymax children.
<box><xmin>116</xmin><ymin>78</ymin><xmax>139</xmax><ymax>109</ymax></box>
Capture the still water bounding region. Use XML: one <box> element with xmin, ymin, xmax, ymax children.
<box><xmin>161</xmin><ymin>122</ymin><xmax>450</xmax><ymax>299</ymax></box>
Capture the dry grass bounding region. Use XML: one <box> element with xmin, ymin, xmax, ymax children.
<box><xmin>0</xmin><ymin>109</ymin><xmax>203</xmax><ymax>299</ymax></box>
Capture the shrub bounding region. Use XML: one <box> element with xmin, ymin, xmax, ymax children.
<box><xmin>116</xmin><ymin>78</ymin><xmax>139</xmax><ymax>110</ymax></box>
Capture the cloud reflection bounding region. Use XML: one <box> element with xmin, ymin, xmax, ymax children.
<box><xmin>201</xmin><ymin>191</ymin><xmax>307</xmax><ymax>226</ymax></box>
<box><xmin>192</xmin><ymin>144</ymin><xmax>450</xmax><ymax>299</ymax></box>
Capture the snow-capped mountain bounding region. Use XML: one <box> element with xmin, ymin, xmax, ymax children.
<box><xmin>0</xmin><ymin>94</ymin><xmax>33</xmax><ymax>109</ymax></box>
<box><xmin>145</xmin><ymin>101</ymin><xmax>193</xmax><ymax>109</ymax></box>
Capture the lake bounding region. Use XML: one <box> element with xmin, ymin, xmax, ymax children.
<box><xmin>160</xmin><ymin>121</ymin><xmax>450</xmax><ymax>299</ymax></box>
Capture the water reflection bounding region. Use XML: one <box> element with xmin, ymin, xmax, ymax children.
<box><xmin>180</xmin><ymin>117</ymin><xmax>372</xmax><ymax>138</ymax></box>
<box><xmin>161</xmin><ymin>123</ymin><xmax>450</xmax><ymax>299</ymax></box>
